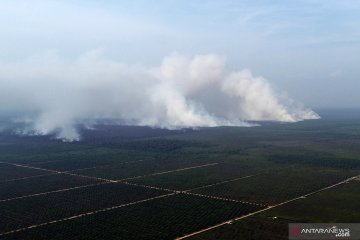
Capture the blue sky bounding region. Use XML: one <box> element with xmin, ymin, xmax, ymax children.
<box><xmin>1</xmin><ymin>0</ymin><xmax>360</xmax><ymax>108</ymax></box>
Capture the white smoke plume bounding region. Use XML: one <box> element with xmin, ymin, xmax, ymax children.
<box><xmin>0</xmin><ymin>51</ymin><xmax>319</xmax><ymax>141</ymax></box>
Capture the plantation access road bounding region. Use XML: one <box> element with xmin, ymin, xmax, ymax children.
<box><xmin>175</xmin><ymin>174</ymin><xmax>360</xmax><ymax>240</ymax></box>
<box><xmin>0</xmin><ymin>160</ymin><xmax>285</xmax><ymax>237</ymax></box>
<box><xmin>0</xmin><ymin>159</ymin><xmax>153</xmax><ymax>184</ymax></box>
<box><xmin>0</xmin><ymin>182</ymin><xmax>109</xmax><ymax>203</ymax></box>
<box><xmin>0</xmin><ymin>192</ymin><xmax>176</xmax><ymax>237</ymax></box>
<box><xmin>124</xmin><ymin>181</ymin><xmax>266</xmax><ymax>207</ymax></box>
<box><xmin>0</xmin><ymin>160</ymin><xmax>263</xmax><ymax>237</ymax></box>
<box><xmin>0</xmin><ymin>161</ymin><xmax>219</xmax><ymax>202</ymax></box>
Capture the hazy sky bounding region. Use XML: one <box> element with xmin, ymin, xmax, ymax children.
<box><xmin>1</xmin><ymin>0</ymin><xmax>359</xmax><ymax>109</ymax></box>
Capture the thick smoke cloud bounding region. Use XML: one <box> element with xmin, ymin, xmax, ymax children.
<box><xmin>0</xmin><ymin>51</ymin><xmax>319</xmax><ymax>141</ymax></box>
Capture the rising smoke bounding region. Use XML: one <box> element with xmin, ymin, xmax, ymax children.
<box><xmin>0</xmin><ymin>51</ymin><xmax>319</xmax><ymax>141</ymax></box>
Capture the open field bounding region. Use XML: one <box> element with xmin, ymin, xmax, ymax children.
<box><xmin>0</xmin><ymin>111</ymin><xmax>359</xmax><ymax>239</ymax></box>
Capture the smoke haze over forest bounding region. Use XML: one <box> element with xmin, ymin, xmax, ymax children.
<box><xmin>1</xmin><ymin>0</ymin><xmax>359</xmax><ymax>140</ymax></box>
<box><xmin>0</xmin><ymin>52</ymin><xmax>319</xmax><ymax>140</ymax></box>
